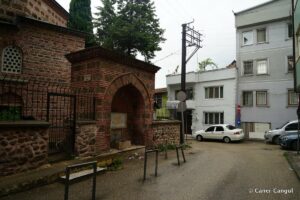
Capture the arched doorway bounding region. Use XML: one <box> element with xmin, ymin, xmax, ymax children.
<box><xmin>110</xmin><ymin>84</ymin><xmax>145</xmax><ymax>149</ymax></box>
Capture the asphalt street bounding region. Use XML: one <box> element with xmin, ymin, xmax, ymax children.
<box><xmin>1</xmin><ymin>140</ymin><xmax>300</xmax><ymax>200</ymax></box>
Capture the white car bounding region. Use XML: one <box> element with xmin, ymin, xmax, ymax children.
<box><xmin>192</xmin><ymin>124</ymin><xmax>244</xmax><ymax>143</ymax></box>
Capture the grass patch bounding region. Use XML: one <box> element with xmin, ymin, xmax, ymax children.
<box><xmin>157</xmin><ymin>143</ymin><xmax>192</xmax><ymax>152</ymax></box>
<box><xmin>107</xmin><ymin>157</ymin><xmax>123</xmax><ymax>171</ymax></box>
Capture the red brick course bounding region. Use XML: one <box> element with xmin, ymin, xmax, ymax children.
<box><xmin>0</xmin><ymin>0</ymin><xmax>68</xmax><ymax>27</ymax></box>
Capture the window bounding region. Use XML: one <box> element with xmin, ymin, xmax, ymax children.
<box><xmin>242</xmin><ymin>31</ymin><xmax>253</xmax><ymax>45</ymax></box>
<box><xmin>243</xmin><ymin>61</ymin><xmax>253</xmax><ymax>75</ymax></box>
<box><xmin>204</xmin><ymin>112</ymin><xmax>224</xmax><ymax>125</ymax></box>
<box><xmin>288</xmin><ymin>24</ymin><xmax>293</xmax><ymax>38</ymax></box>
<box><xmin>256</xmin><ymin>91</ymin><xmax>268</xmax><ymax>106</ymax></box>
<box><xmin>154</xmin><ymin>93</ymin><xmax>162</xmax><ymax>108</ymax></box>
<box><xmin>288</xmin><ymin>90</ymin><xmax>298</xmax><ymax>106</ymax></box>
<box><xmin>285</xmin><ymin>123</ymin><xmax>297</xmax><ymax>131</ymax></box>
<box><xmin>226</xmin><ymin>125</ymin><xmax>236</xmax><ymax>130</ymax></box>
<box><xmin>257</xmin><ymin>28</ymin><xmax>266</xmax><ymax>43</ymax></box>
<box><xmin>257</xmin><ymin>59</ymin><xmax>268</xmax><ymax>75</ymax></box>
<box><xmin>242</xmin><ymin>91</ymin><xmax>253</xmax><ymax>106</ymax></box>
<box><xmin>205</xmin><ymin>126</ymin><xmax>215</xmax><ymax>132</ymax></box>
<box><xmin>175</xmin><ymin>88</ymin><xmax>193</xmax><ymax>100</ymax></box>
<box><xmin>186</xmin><ymin>88</ymin><xmax>193</xmax><ymax>100</ymax></box>
<box><xmin>0</xmin><ymin>92</ymin><xmax>22</xmax><ymax>121</ymax></box>
<box><xmin>215</xmin><ymin>126</ymin><xmax>224</xmax><ymax>132</ymax></box>
<box><xmin>1</xmin><ymin>46</ymin><xmax>22</xmax><ymax>73</ymax></box>
<box><xmin>287</xmin><ymin>56</ymin><xmax>294</xmax><ymax>73</ymax></box>
<box><xmin>205</xmin><ymin>86</ymin><xmax>224</xmax><ymax>99</ymax></box>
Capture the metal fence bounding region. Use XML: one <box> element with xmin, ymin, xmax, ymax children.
<box><xmin>0</xmin><ymin>73</ymin><xmax>95</xmax><ymax>122</ymax></box>
<box><xmin>0</xmin><ymin>73</ymin><xmax>96</xmax><ymax>155</ymax></box>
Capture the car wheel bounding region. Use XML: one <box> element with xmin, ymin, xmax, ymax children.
<box><xmin>273</xmin><ymin>136</ymin><xmax>280</xmax><ymax>145</ymax></box>
<box><xmin>223</xmin><ymin>137</ymin><xmax>231</xmax><ymax>143</ymax></box>
<box><xmin>292</xmin><ymin>141</ymin><xmax>299</xmax><ymax>151</ymax></box>
<box><xmin>196</xmin><ymin>135</ymin><xmax>203</xmax><ymax>141</ymax></box>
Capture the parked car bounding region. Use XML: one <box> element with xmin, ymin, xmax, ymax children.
<box><xmin>192</xmin><ymin>124</ymin><xmax>244</xmax><ymax>143</ymax></box>
<box><xmin>279</xmin><ymin>134</ymin><xmax>300</xmax><ymax>150</ymax></box>
<box><xmin>264</xmin><ymin>120</ymin><xmax>298</xmax><ymax>144</ymax></box>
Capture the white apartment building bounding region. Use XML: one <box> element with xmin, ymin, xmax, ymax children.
<box><xmin>166</xmin><ymin>67</ymin><xmax>237</xmax><ymax>134</ymax></box>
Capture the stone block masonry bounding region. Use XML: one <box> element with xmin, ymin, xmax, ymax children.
<box><xmin>75</xmin><ymin>121</ymin><xmax>98</xmax><ymax>158</ymax></box>
<box><xmin>0</xmin><ymin>121</ymin><xmax>50</xmax><ymax>176</ymax></box>
<box><xmin>152</xmin><ymin>120</ymin><xmax>181</xmax><ymax>145</ymax></box>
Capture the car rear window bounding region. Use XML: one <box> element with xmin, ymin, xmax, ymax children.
<box><xmin>226</xmin><ymin>125</ymin><xmax>236</xmax><ymax>130</ymax></box>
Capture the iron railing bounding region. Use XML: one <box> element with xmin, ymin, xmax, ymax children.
<box><xmin>0</xmin><ymin>73</ymin><xmax>95</xmax><ymax>122</ymax></box>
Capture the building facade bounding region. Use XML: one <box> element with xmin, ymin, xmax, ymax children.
<box><xmin>294</xmin><ymin>0</ymin><xmax>300</xmax><ymax>90</ymax></box>
<box><xmin>166</xmin><ymin>67</ymin><xmax>237</xmax><ymax>134</ymax></box>
<box><xmin>154</xmin><ymin>88</ymin><xmax>170</xmax><ymax>120</ymax></box>
<box><xmin>235</xmin><ymin>0</ymin><xmax>297</xmax><ymax>139</ymax></box>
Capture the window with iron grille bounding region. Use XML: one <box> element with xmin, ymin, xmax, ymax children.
<box><xmin>243</xmin><ymin>61</ymin><xmax>253</xmax><ymax>75</ymax></box>
<box><xmin>204</xmin><ymin>112</ymin><xmax>224</xmax><ymax>125</ymax></box>
<box><xmin>242</xmin><ymin>91</ymin><xmax>253</xmax><ymax>106</ymax></box>
<box><xmin>288</xmin><ymin>90</ymin><xmax>298</xmax><ymax>106</ymax></box>
<box><xmin>1</xmin><ymin>46</ymin><xmax>22</xmax><ymax>74</ymax></box>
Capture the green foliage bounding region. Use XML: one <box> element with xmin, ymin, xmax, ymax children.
<box><xmin>157</xmin><ymin>143</ymin><xmax>191</xmax><ymax>152</ymax></box>
<box><xmin>68</xmin><ymin>0</ymin><xmax>95</xmax><ymax>47</ymax></box>
<box><xmin>94</xmin><ymin>0</ymin><xmax>165</xmax><ymax>62</ymax></box>
<box><xmin>0</xmin><ymin>107</ymin><xmax>21</xmax><ymax>121</ymax></box>
<box><xmin>108</xmin><ymin>157</ymin><xmax>123</xmax><ymax>171</ymax></box>
<box><xmin>198</xmin><ymin>58</ymin><xmax>218</xmax><ymax>71</ymax></box>
<box><xmin>157</xmin><ymin>144</ymin><xmax>176</xmax><ymax>152</ymax></box>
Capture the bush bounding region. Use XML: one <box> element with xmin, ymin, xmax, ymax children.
<box><xmin>108</xmin><ymin>157</ymin><xmax>123</xmax><ymax>171</ymax></box>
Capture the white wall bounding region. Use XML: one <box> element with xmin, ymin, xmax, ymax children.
<box><xmin>167</xmin><ymin>68</ymin><xmax>237</xmax><ymax>133</ymax></box>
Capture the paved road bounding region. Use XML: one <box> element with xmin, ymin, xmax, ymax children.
<box><xmin>1</xmin><ymin>141</ymin><xmax>300</xmax><ymax>200</ymax></box>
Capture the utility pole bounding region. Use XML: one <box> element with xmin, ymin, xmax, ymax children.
<box><xmin>180</xmin><ymin>21</ymin><xmax>202</xmax><ymax>144</ymax></box>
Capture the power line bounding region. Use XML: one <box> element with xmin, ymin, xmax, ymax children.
<box><xmin>153</xmin><ymin>50</ymin><xmax>181</xmax><ymax>64</ymax></box>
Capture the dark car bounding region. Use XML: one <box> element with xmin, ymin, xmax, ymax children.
<box><xmin>280</xmin><ymin>133</ymin><xmax>300</xmax><ymax>150</ymax></box>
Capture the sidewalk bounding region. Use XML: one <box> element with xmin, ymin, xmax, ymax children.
<box><xmin>0</xmin><ymin>146</ymin><xmax>144</xmax><ymax>197</ymax></box>
<box><xmin>285</xmin><ymin>151</ymin><xmax>300</xmax><ymax>180</ymax></box>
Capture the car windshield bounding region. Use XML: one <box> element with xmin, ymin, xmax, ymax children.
<box><xmin>226</xmin><ymin>125</ymin><xmax>236</xmax><ymax>130</ymax></box>
<box><xmin>276</xmin><ymin>121</ymin><xmax>289</xmax><ymax>129</ymax></box>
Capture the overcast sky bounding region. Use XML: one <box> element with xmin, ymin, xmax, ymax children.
<box><xmin>56</xmin><ymin>0</ymin><xmax>269</xmax><ymax>89</ymax></box>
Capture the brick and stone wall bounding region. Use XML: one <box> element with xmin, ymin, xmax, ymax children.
<box><xmin>152</xmin><ymin>120</ymin><xmax>181</xmax><ymax>145</ymax></box>
<box><xmin>75</xmin><ymin>121</ymin><xmax>97</xmax><ymax>158</ymax></box>
<box><xmin>0</xmin><ymin>0</ymin><xmax>68</xmax><ymax>27</ymax></box>
<box><xmin>0</xmin><ymin>121</ymin><xmax>49</xmax><ymax>176</ymax></box>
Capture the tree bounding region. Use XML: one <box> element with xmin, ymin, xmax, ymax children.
<box><xmin>94</xmin><ymin>0</ymin><xmax>165</xmax><ymax>62</ymax></box>
<box><xmin>198</xmin><ymin>58</ymin><xmax>218</xmax><ymax>71</ymax></box>
<box><xmin>94</xmin><ymin>0</ymin><xmax>117</xmax><ymax>49</ymax></box>
<box><xmin>68</xmin><ymin>0</ymin><xmax>95</xmax><ymax>47</ymax></box>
